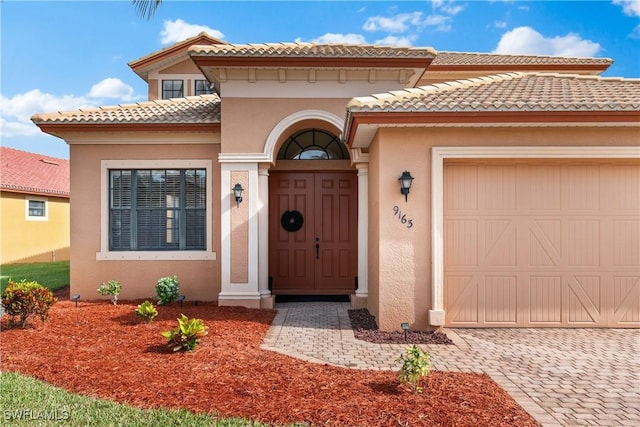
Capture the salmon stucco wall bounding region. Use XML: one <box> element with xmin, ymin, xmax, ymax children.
<box><xmin>369</xmin><ymin>125</ymin><xmax>640</xmax><ymax>331</ymax></box>
<box><xmin>369</xmin><ymin>130</ymin><xmax>431</xmax><ymax>332</ymax></box>
<box><xmin>0</xmin><ymin>192</ymin><xmax>70</xmax><ymax>264</ymax></box>
<box><xmin>221</xmin><ymin>98</ymin><xmax>348</xmax><ymax>155</ymax></box>
<box><xmin>69</xmin><ymin>140</ymin><xmax>221</xmax><ymax>302</ymax></box>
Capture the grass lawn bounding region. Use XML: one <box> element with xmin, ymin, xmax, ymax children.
<box><xmin>0</xmin><ymin>372</ymin><xmax>270</xmax><ymax>427</ymax></box>
<box><xmin>0</xmin><ymin>261</ymin><xmax>69</xmax><ymax>293</ymax></box>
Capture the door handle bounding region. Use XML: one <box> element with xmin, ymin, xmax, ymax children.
<box><xmin>315</xmin><ymin>237</ymin><xmax>319</xmax><ymax>259</ymax></box>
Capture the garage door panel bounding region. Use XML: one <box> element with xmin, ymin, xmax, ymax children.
<box><xmin>483</xmin><ymin>220</ymin><xmax>517</xmax><ymax>266</ymax></box>
<box><xmin>613</xmin><ymin>220</ymin><xmax>640</xmax><ymax>266</ymax></box>
<box><xmin>445</xmin><ymin>161</ymin><xmax>640</xmax><ymax>328</ymax></box>
<box><xmin>568</xmin><ymin>276</ymin><xmax>602</xmax><ymax>324</ymax></box>
<box><xmin>529</xmin><ymin>220</ymin><xmax>562</xmax><ymax>267</ymax></box>
<box><xmin>567</xmin><ymin>220</ymin><xmax>601</xmax><ymax>267</ymax></box>
<box><xmin>485</xmin><ymin>275</ymin><xmax>517</xmax><ymax>323</ymax></box>
<box><xmin>529</xmin><ymin>276</ymin><xmax>562</xmax><ymax>323</ymax></box>
<box><xmin>563</xmin><ymin>165</ymin><xmax>601</xmax><ymax>211</ymax></box>
<box><xmin>613</xmin><ymin>276</ymin><xmax>640</xmax><ymax>323</ymax></box>
<box><xmin>445</xmin><ymin>220</ymin><xmax>478</xmax><ymax>266</ymax></box>
<box><xmin>446</xmin><ymin>275</ymin><xmax>479</xmax><ymax>323</ymax></box>
<box><xmin>478</xmin><ymin>165</ymin><xmax>517</xmax><ymax>211</ymax></box>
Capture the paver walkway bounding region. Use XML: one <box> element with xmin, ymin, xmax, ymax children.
<box><xmin>262</xmin><ymin>302</ymin><xmax>640</xmax><ymax>427</ymax></box>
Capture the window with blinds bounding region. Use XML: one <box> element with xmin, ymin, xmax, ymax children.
<box><xmin>109</xmin><ymin>169</ymin><xmax>206</xmax><ymax>251</ymax></box>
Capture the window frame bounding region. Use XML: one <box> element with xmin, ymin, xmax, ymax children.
<box><xmin>161</xmin><ymin>79</ymin><xmax>184</xmax><ymax>99</ymax></box>
<box><xmin>194</xmin><ymin>80</ymin><xmax>214</xmax><ymax>96</ymax></box>
<box><xmin>98</xmin><ymin>160</ymin><xmax>215</xmax><ymax>261</ymax></box>
<box><xmin>25</xmin><ymin>197</ymin><xmax>48</xmax><ymax>221</ymax></box>
<box><xmin>109</xmin><ymin>169</ymin><xmax>207</xmax><ymax>252</ymax></box>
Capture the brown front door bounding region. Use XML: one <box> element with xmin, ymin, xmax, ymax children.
<box><xmin>269</xmin><ymin>171</ymin><xmax>357</xmax><ymax>295</ymax></box>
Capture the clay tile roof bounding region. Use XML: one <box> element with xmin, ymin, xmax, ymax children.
<box><xmin>347</xmin><ymin>73</ymin><xmax>640</xmax><ymax>113</ymax></box>
<box><xmin>189</xmin><ymin>42</ymin><xmax>436</xmax><ymax>58</ymax></box>
<box><xmin>0</xmin><ymin>147</ymin><xmax>69</xmax><ymax>197</ymax></box>
<box><xmin>431</xmin><ymin>52</ymin><xmax>613</xmax><ymax>67</ymax></box>
<box><xmin>31</xmin><ymin>95</ymin><xmax>221</xmax><ymax>125</ymax></box>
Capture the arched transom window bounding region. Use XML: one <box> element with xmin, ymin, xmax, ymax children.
<box><xmin>277</xmin><ymin>129</ymin><xmax>348</xmax><ymax>160</ymax></box>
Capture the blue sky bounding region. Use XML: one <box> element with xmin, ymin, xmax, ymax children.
<box><xmin>1</xmin><ymin>0</ymin><xmax>639</xmax><ymax>159</ymax></box>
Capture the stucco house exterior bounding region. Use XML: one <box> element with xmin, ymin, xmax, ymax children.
<box><xmin>32</xmin><ymin>33</ymin><xmax>640</xmax><ymax>329</ymax></box>
<box><xmin>0</xmin><ymin>147</ymin><xmax>70</xmax><ymax>264</ymax></box>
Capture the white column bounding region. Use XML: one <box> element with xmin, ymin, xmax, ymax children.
<box><xmin>257</xmin><ymin>165</ymin><xmax>273</xmax><ymax>308</ymax></box>
<box><xmin>355</xmin><ymin>163</ymin><xmax>368</xmax><ymax>298</ymax></box>
<box><xmin>219</xmin><ymin>162</ymin><xmax>261</xmax><ymax>308</ymax></box>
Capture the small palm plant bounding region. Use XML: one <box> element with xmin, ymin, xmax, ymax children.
<box><xmin>397</xmin><ymin>344</ymin><xmax>431</xmax><ymax>394</ymax></box>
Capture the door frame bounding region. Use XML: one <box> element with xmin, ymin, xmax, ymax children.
<box><xmin>268</xmin><ymin>167</ymin><xmax>358</xmax><ymax>295</ymax></box>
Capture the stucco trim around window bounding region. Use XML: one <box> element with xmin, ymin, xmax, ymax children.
<box><xmin>25</xmin><ymin>196</ymin><xmax>48</xmax><ymax>221</ymax></box>
<box><xmin>430</xmin><ymin>145</ymin><xmax>640</xmax><ymax>326</ymax></box>
<box><xmin>97</xmin><ymin>159</ymin><xmax>216</xmax><ymax>261</ymax></box>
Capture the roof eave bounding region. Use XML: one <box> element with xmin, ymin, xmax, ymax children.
<box><xmin>33</xmin><ymin>122</ymin><xmax>221</xmax><ymax>138</ymax></box>
<box><xmin>344</xmin><ymin>110</ymin><xmax>640</xmax><ymax>149</ymax></box>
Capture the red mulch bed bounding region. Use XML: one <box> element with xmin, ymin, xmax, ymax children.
<box><xmin>1</xmin><ymin>297</ymin><xmax>539</xmax><ymax>426</ymax></box>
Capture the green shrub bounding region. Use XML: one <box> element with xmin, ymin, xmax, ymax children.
<box><xmin>161</xmin><ymin>314</ymin><xmax>208</xmax><ymax>352</ymax></box>
<box><xmin>97</xmin><ymin>280</ymin><xmax>122</xmax><ymax>305</ymax></box>
<box><xmin>1</xmin><ymin>279</ymin><xmax>57</xmax><ymax>328</ymax></box>
<box><xmin>135</xmin><ymin>300</ymin><xmax>158</xmax><ymax>323</ymax></box>
<box><xmin>155</xmin><ymin>275</ymin><xmax>179</xmax><ymax>305</ymax></box>
<box><xmin>396</xmin><ymin>344</ymin><xmax>431</xmax><ymax>394</ymax></box>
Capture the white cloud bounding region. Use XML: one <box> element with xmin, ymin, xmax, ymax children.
<box><xmin>160</xmin><ymin>19</ymin><xmax>224</xmax><ymax>45</ymax></box>
<box><xmin>494</xmin><ymin>26</ymin><xmax>601</xmax><ymax>57</ymax></box>
<box><xmin>300</xmin><ymin>33</ymin><xmax>368</xmax><ymax>44</ymax></box>
<box><xmin>494</xmin><ymin>20</ymin><xmax>507</xmax><ymax>29</ymax></box>
<box><xmin>1</xmin><ymin>78</ymin><xmax>142</xmax><ymax>138</ymax></box>
<box><xmin>631</xmin><ymin>24</ymin><xmax>640</xmax><ymax>38</ymax></box>
<box><xmin>0</xmin><ymin>89</ymin><xmax>96</xmax><ymax>137</ymax></box>
<box><xmin>424</xmin><ymin>14</ymin><xmax>453</xmax><ymax>31</ymax></box>
<box><xmin>613</xmin><ymin>0</ymin><xmax>640</xmax><ymax>16</ymax></box>
<box><xmin>89</xmin><ymin>78</ymin><xmax>138</xmax><ymax>102</ymax></box>
<box><xmin>363</xmin><ymin>12</ymin><xmax>424</xmax><ymax>33</ymax></box>
<box><xmin>0</xmin><ymin>117</ymin><xmax>43</xmax><ymax>137</ymax></box>
<box><xmin>439</xmin><ymin>3</ymin><xmax>463</xmax><ymax>16</ymax></box>
<box><xmin>374</xmin><ymin>35</ymin><xmax>417</xmax><ymax>47</ymax></box>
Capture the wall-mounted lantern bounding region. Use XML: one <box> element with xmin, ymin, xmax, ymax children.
<box><xmin>399</xmin><ymin>171</ymin><xmax>414</xmax><ymax>202</ymax></box>
<box><xmin>233</xmin><ymin>183</ymin><xmax>244</xmax><ymax>208</ymax></box>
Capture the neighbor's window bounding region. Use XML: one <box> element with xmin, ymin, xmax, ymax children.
<box><xmin>194</xmin><ymin>80</ymin><xmax>214</xmax><ymax>95</ymax></box>
<box><xmin>161</xmin><ymin>80</ymin><xmax>184</xmax><ymax>99</ymax></box>
<box><xmin>27</xmin><ymin>199</ymin><xmax>47</xmax><ymax>220</ymax></box>
<box><xmin>109</xmin><ymin>169</ymin><xmax>206</xmax><ymax>251</ymax></box>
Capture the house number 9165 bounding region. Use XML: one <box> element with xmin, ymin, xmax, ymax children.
<box><xmin>393</xmin><ymin>205</ymin><xmax>414</xmax><ymax>229</ymax></box>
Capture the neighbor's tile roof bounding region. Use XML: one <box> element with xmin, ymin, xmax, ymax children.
<box><xmin>189</xmin><ymin>42</ymin><xmax>436</xmax><ymax>58</ymax></box>
<box><xmin>31</xmin><ymin>95</ymin><xmax>221</xmax><ymax>125</ymax></box>
<box><xmin>0</xmin><ymin>147</ymin><xmax>69</xmax><ymax>197</ymax></box>
<box><xmin>347</xmin><ymin>73</ymin><xmax>640</xmax><ymax>113</ymax></box>
<box><xmin>431</xmin><ymin>52</ymin><xmax>613</xmax><ymax>67</ymax></box>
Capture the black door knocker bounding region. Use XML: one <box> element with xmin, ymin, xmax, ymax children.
<box><xmin>281</xmin><ymin>210</ymin><xmax>304</xmax><ymax>232</ymax></box>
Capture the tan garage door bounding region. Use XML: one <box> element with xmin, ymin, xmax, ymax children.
<box><xmin>444</xmin><ymin>160</ymin><xmax>640</xmax><ymax>327</ymax></box>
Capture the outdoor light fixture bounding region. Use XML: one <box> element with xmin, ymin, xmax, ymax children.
<box><xmin>399</xmin><ymin>171</ymin><xmax>414</xmax><ymax>202</ymax></box>
<box><xmin>72</xmin><ymin>294</ymin><xmax>80</xmax><ymax>308</ymax></box>
<box><xmin>233</xmin><ymin>183</ymin><xmax>244</xmax><ymax>208</ymax></box>
<box><xmin>401</xmin><ymin>322</ymin><xmax>410</xmax><ymax>341</ymax></box>
<box><xmin>178</xmin><ymin>295</ymin><xmax>186</xmax><ymax>309</ymax></box>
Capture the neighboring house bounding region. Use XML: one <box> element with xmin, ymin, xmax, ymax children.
<box><xmin>0</xmin><ymin>147</ymin><xmax>70</xmax><ymax>264</ymax></box>
<box><xmin>32</xmin><ymin>33</ymin><xmax>640</xmax><ymax>329</ymax></box>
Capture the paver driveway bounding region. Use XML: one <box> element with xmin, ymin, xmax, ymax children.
<box><xmin>262</xmin><ymin>302</ymin><xmax>640</xmax><ymax>427</ymax></box>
